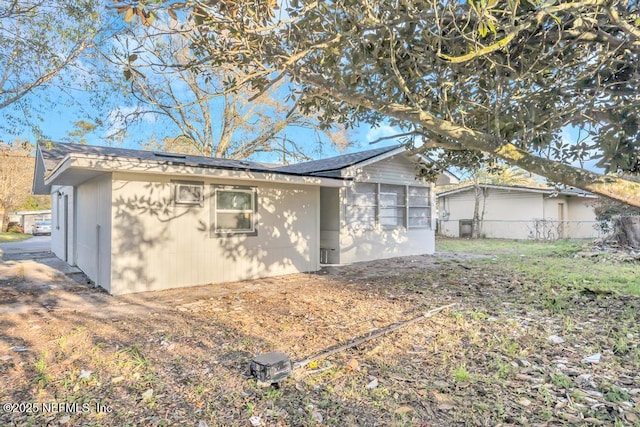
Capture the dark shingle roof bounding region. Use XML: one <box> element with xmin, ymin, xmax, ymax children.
<box><xmin>40</xmin><ymin>141</ymin><xmax>286</xmax><ymax>175</ymax></box>
<box><xmin>39</xmin><ymin>142</ymin><xmax>405</xmax><ymax>178</ymax></box>
<box><xmin>274</xmin><ymin>144</ymin><xmax>402</xmax><ymax>176</ymax></box>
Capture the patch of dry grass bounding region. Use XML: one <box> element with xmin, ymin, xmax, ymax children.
<box><xmin>1</xmin><ymin>242</ymin><xmax>639</xmax><ymax>426</ymax></box>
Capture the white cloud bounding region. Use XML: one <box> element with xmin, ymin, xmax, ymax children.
<box><xmin>103</xmin><ymin>105</ymin><xmax>157</xmax><ymax>139</ymax></box>
<box><xmin>365</xmin><ymin>125</ymin><xmax>400</xmax><ymax>143</ymax></box>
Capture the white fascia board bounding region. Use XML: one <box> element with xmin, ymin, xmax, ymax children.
<box><xmin>44</xmin><ymin>155</ymin><xmax>346</xmax><ymax>188</ymax></box>
<box><xmin>341</xmin><ymin>146</ymin><xmax>407</xmax><ymax>178</ymax></box>
<box><xmin>45</xmin><ymin>156</ymin><xmax>74</xmax><ymax>184</ymax></box>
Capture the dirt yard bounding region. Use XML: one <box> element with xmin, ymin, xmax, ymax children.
<box><xmin>1</xmin><ymin>241</ymin><xmax>639</xmax><ymax>426</ymax></box>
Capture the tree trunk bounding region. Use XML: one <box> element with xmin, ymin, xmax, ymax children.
<box><xmin>472</xmin><ymin>181</ymin><xmax>481</xmax><ymax>239</ymax></box>
<box><xmin>612</xmin><ymin>216</ymin><xmax>640</xmax><ymax>249</ymax></box>
<box><xmin>0</xmin><ymin>207</ymin><xmax>5</xmax><ymax>232</ymax></box>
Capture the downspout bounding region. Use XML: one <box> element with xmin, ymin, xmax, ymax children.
<box><xmin>96</xmin><ymin>225</ymin><xmax>100</xmax><ymax>288</ymax></box>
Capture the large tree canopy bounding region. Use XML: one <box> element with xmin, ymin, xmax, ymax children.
<box><xmin>0</xmin><ymin>0</ymin><xmax>102</xmax><ymax>136</ymax></box>
<box><xmin>119</xmin><ymin>0</ymin><xmax>640</xmax><ymax>206</ymax></box>
<box><xmin>103</xmin><ymin>22</ymin><xmax>349</xmax><ymax>160</ymax></box>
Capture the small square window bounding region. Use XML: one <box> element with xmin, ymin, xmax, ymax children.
<box><xmin>173</xmin><ymin>181</ymin><xmax>204</xmax><ymax>206</ymax></box>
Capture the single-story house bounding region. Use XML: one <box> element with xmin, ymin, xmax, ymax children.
<box><xmin>33</xmin><ymin>142</ymin><xmax>457</xmax><ymax>295</ymax></box>
<box><xmin>437</xmin><ymin>184</ymin><xmax>600</xmax><ymax>240</ymax></box>
<box><xmin>7</xmin><ymin>209</ymin><xmax>51</xmax><ymax>234</ymax></box>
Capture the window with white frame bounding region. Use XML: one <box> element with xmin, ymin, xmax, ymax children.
<box><xmin>212</xmin><ymin>185</ymin><xmax>257</xmax><ymax>235</ymax></box>
<box><xmin>173</xmin><ymin>181</ymin><xmax>204</xmax><ymax>206</ymax></box>
<box><xmin>346</xmin><ymin>182</ymin><xmax>377</xmax><ymax>229</ymax></box>
<box><xmin>408</xmin><ymin>186</ymin><xmax>431</xmax><ymax>228</ymax></box>
<box><xmin>379</xmin><ymin>184</ymin><xmax>406</xmax><ymax>228</ymax></box>
<box><xmin>346</xmin><ymin>183</ymin><xmax>431</xmax><ymax>230</ymax></box>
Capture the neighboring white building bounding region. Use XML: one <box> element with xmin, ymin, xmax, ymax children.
<box><xmin>7</xmin><ymin>210</ymin><xmax>51</xmax><ymax>234</ymax></box>
<box><xmin>437</xmin><ymin>184</ymin><xmax>600</xmax><ymax>240</ymax></box>
<box><xmin>33</xmin><ymin>142</ymin><xmax>454</xmax><ymax>295</ymax></box>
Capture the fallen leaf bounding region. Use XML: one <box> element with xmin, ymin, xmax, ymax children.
<box><xmin>141</xmin><ymin>389</ymin><xmax>154</xmax><ymax>401</ymax></box>
<box><xmin>394</xmin><ymin>406</ymin><xmax>413</xmax><ymax>414</ymax></box>
<box><xmin>345</xmin><ymin>358</ymin><xmax>359</xmax><ymax>372</ymax></box>
<box><xmin>432</xmin><ymin>392</ymin><xmax>455</xmax><ymax>405</ymax></box>
<box><xmin>518</xmin><ymin>397</ymin><xmax>532</xmax><ymax>407</ymax></box>
<box><xmin>626</xmin><ymin>412</ymin><xmax>639</xmax><ymax>423</ymax></box>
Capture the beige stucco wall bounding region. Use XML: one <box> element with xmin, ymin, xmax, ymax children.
<box><xmin>108</xmin><ymin>172</ymin><xmax>319</xmax><ymax>295</ymax></box>
<box><xmin>339</xmin><ymin>155</ymin><xmax>436</xmax><ymax>263</ymax></box>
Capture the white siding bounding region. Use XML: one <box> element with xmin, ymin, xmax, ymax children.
<box><xmin>438</xmin><ymin>188</ymin><xmax>600</xmax><ymax>239</ymax></box>
<box><xmin>75</xmin><ymin>174</ymin><xmax>112</xmax><ymax>291</ymax></box>
<box><xmin>353</xmin><ymin>154</ymin><xmax>422</xmax><ymax>185</ymax></box>
<box><xmin>439</xmin><ymin>189</ymin><xmax>544</xmax><ymax>239</ymax></box>
<box><xmin>565</xmin><ymin>196</ymin><xmax>599</xmax><ymax>238</ymax></box>
<box><xmin>109</xmin><ymin>173</ymin><xmax>319</xmax><ymax>295</ymax></box>
<box><xmin>50</xmin><ymin>185</ymin><xmax>76</xmax><ymax>265</ymax></box>
<box><xmin>340</xmin><ymin>155</ymin><xmax>436</xmax><ymax>263</ymax></box>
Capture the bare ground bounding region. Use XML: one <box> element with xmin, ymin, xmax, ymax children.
<box><xmin>0</xmin><ymin>251</ymin><xmax>639</xmax><ymax>426</ymax></box>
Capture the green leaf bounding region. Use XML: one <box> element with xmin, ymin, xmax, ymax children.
<box><xmin>479</xmin><ymin>22</ymin><xmax>488</xmax><ymax>38</ymax></box>
<box><xmin>487</xmin><ymin>20</ymin><xmax>496</xmax><ymax>35</ymax></box>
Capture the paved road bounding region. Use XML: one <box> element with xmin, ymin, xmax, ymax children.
<box><xmin>0</xmin><ymin>235</ymin><xmax>81</xmax><ymax>277</ymax></box>
<box><xmin>0</xmin><ymin>236</ymin><xmax>52</xmax><ymax>259</ymax></box>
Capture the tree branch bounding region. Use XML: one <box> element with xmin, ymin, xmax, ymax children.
<box><xmin>608</xmin><ymin>5</ymin><xmax>640</xmax><ymax>41</ymax></box>
<box><xmin>295</xmin><ymin>71</ymin><xmax>640</xmax><ymax>207</ymax></box>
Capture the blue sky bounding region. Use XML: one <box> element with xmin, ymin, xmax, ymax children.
<box><xmin>0</xmin><ymin>66</ymin><xmax>599</xmax><ymax>175</ymax></box>
<box><xmin>0</xmin><ymin>77</ymin><xmax>401</xmax><ymax>163</ymax></box>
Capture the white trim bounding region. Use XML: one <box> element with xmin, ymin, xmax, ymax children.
<box><xmin>437</xmin><ymin>184</ymin><xmax>597</xmax><ymax>198</ymax></box>
<box><xmin>212</xmin><ymin>185</ymin><xmax>258</xmax><ymax>235</ymax></box>
<box><xmin>172</xmin><ymin>180</ymin><xmax>204</xmax><ymax>206</ymax></box>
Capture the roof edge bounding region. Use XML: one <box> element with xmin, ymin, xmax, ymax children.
<box><xmin>437</xmin><ymin>183</ymin><xmax>597</xmax><ymax>198</ymax></box>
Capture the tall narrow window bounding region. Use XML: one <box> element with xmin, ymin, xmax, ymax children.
<box><xmin>408</xmin><ymin>186</ymin><xmax>431</xmax><ymax>228</ymax></box>
<box><xmin>379</xmin><ymin>184</ymin><xmax>405</xmax><ymax>228</ymax></box>
<box><xmin>346</xmin><ymin>183</ymin><xmax>376</xmax><ymax>229</ymax></box>
<box><xmin>212</xmin><ymin>185</ymin><xmax>257</xmax><ymax>235</ymax></box>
